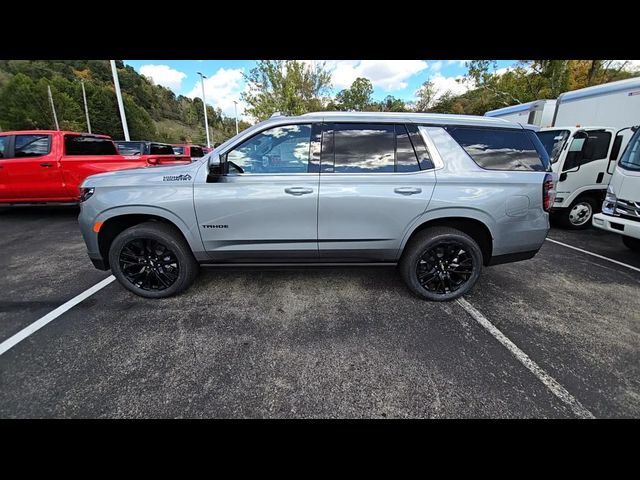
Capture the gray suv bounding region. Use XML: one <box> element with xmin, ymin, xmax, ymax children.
<box><xmin>78</xmin><ymin>112</ymin><xmax>554</xmax><ymax>301</ymax></box>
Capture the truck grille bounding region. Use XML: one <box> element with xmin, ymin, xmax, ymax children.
<box><xmin>615</xmin><ymin>198</ymin><xmax>640</xmax><ymax>222</ymax></box>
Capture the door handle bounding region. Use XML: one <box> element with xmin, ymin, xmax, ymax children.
<box><xmin>394</xmin><ymin>187</ymin><xmax>422</xmax><ymax>195</ymax></box>
<box><xmin>40</xmin><ymin>162</ymin><xmax>53</xmax><ymax>168</ymax></box>
<box><xmin>284</xmin><ymin>187</ymin><xmax>314</xmax><ymax>196</ymax></box>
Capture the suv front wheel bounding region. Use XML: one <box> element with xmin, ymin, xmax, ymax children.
<box><xmin>400</xmin><ymin>227</ymin><xmax>483</xmax><ymax>301</ymax></box>
<box><xmin>109</xmin><ymin>222</ymin><xmax>199</xmax><ymax>298</ymax></box>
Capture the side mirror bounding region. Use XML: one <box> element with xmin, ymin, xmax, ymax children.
<box><xmin>207</xmin><ymin>154</ymin><xmax>226</xmax><ymax>178</ymax></box>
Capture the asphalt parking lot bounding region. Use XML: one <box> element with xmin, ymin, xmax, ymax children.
<box><xmin>0</xmin><ymin>206</ymin><xmax>638</xmax><ymax>418</ymax></box>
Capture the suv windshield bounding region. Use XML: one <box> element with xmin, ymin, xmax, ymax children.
<box><xmin>535</xmin><ymin>130</ymin><xmax>569</xmax><ymax>163</ymax></box>
<box><xmin>619</xmin><ymin>128</ymin><xmax>640</xmax><ymax>171</ymax></box>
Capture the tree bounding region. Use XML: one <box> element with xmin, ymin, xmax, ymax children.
<box><xmin>334</xmin><ymin>77</ymin><xmax>373</xmax><ymax>111</ymax></box>
<box><xmin>241</xmin><ymin>60</ymin><xmax>332</xmax><ymax>121</ymax></box>
<box><xmin>414</xmin><ymin>78</ymin><xmax>438</xmax><ymax>112</ymax></box>
<box><xmin>375</xmin><ymin>95</ymin><xmax>407</xmax><ymax>112</ymax></box>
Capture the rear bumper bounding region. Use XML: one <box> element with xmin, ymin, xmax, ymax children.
<box><xmin>593</xmin><ymin>213</ymin><xmax>640</xmax><ymax>240</ymax></box>
<box><xmin>488</xmin><ymin>249</ymin><xmax>539</xmax><ymax>266</ymax></box>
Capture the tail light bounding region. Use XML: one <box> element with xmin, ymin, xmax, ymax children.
<box><xmin>543</xmin><ymin>173</ymin><xmax>555</xmax><ymax>212</ymax></box>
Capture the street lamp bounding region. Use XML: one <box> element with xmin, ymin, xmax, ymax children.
<box><xmin>233</xmin><ymin>100</ymin><xmax>239</xmax><ymax>135</ymax></box>
<box><xmin>197</xmin><ymin>72</ymin><xmax>211</xmax><ymax>148</ymax></box>
<box><xmin>110</xmin><ymin>60</ymin><xmax>130</xmax><ymax>141</ymax></box>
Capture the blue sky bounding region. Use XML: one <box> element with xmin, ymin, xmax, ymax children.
<box><xmin>124</xmin><ymin>60</ymin><xmax>518</xmax><ymax>120</ymax></box>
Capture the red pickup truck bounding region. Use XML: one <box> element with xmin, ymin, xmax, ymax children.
<box><xmin>0</xmin><ymin>130</ymin><xmax>189</xmax><ymax>204</ymax></box>
<box><xmin>171</xmin><ymin>144</ymin><xmax>206</xmax><ymax>159</ymax></box>
<box><xmin>115</xmin><ymin>141</ymin><xmax>191</xmax><ymax>164</ymax></box>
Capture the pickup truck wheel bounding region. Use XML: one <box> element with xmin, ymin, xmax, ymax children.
<box><xmin>558</xmin><ymin>197</ymin><xmax>597</xmax><ymax>230</ymax></box>
<box><xmin>400</xmin><ymin>227</ymin><xmax>482</xmax><ymax>301</ymax></box>
<box><xmin>108</xmin><ymin>222</ymin><xmax>199</xmax><ymax>298</ymax></box>
<box><xmin>622</xmin><ymin>236</ymin><xmax>640</xmax><ymax>251</ymax></box>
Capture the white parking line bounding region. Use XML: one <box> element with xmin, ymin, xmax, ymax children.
<box><xmin>457</xmin><ymin>297</ymin><xmax>595</xmax><ymax>419</ymax></box>
<box><xmin>0</xmin><ymin>275</ymin><xmax>116</xmax><ymax>356</ymax></box>
<box><xmin>546</xmin><ymin>238</ymin><xmax>640</xmax><ymax>273</ymax></box>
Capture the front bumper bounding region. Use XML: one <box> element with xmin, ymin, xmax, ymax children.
<box><xmin>592</xmin><ymin>213</ymin><xmax>640</xmax><ymax>240</ymax></box>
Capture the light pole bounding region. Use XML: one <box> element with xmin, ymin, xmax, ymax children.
<box><xmin>47</xmin><ymin>85</ymin><xmax>60</xmax><ymax>131</ymax></box>
<box><xmin>197</xmin><ymin>72</ymin><xmax>211</xmax><ymax>148</ymax></box>
<box><xmin>81</xmin><ymin>79</ymin><xmax>91</xmax><ymax>134</ymax></box>
<box><xmin>110</xmin><ymin>60</ymin><xmax>130</xmax><ymax>141</ymax></box>
<box><xmin>233</xmin><ymin>100</ymin><xmax>239</xmax><ymax>135</ymax></box>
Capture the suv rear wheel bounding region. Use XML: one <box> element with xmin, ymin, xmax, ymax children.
<box><xmin>400</xmin><ymin>227</ymin><xmax>483</xmax><ymax>301</ymax></box>
<box><xmin>108</xmin><ymin>222</ymin><xmax>199</xmax><ymax>298</ymax></box>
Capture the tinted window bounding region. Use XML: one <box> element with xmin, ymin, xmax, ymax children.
<box><xmin>14</xmin><ymin>135</ymin><xmax>50</xmax><ymax>158</ymax></box>
<box><xmin>334</xmin><ymin>123</ymin><xmax>395</xmax><ymax>173</ymax></box>
<box><xmin>395</xmin><ymin>124</ymin><xmax>420</xmax><ymax>172</ymax></box>
<box><xmin>190</xmin><ymin>146</ymin><xmax>204</xmax><ymax>158</ymax></box>
<box><xmin>448</xmin><ymin>127</ymin><xmax>546</xmax><ymax>171</ymax></box>
<box><xmin>116</xmin><ymin>142</ymin><xmax>144</xmax><ymax>155</ymax></box>
<box><xmin>582</xmin><ymin>131</ymin><xmax>611</xmax><ymax>162</ymax></box>
<box><xmin>64</xmin><ymin>135</ymin><xmax>117</xmax><ymax>155</ymax></box>
<box><xmin>610</xmin><ymin>134</ymin><xmax>624</xmax><ymax>161</ymax></box>
<box><xmin>0</xmin><ymin>136</ymin><xmax>7</xmax><ymax>158</ymax></box>
<box><xmin>407</xmin><ymin>124</ymin><xmax>434</xmax><ymax>170</ymax></box>
<box><xmin>149</xmin><ymin>143</ymin><xmax>175</xmax><ymax>155</ymax></box>
<box><xmin>620</xmin><ymin>129</ymin><xmax>640</xmax><ymax>171</ymax></box>
<box><xmin>535</xmin><ymin>129</ymin><xmax>569</xmax><ymax>164</ymax></box>
<box><xmin>172</xmin><ymin>146</ymin><xmax>185</xmax><ymax>155</ymax></box>
<box><xmin>227</xmin><ymin>124</ymin><xmax>312</xmax><ymax>174</ymax></box>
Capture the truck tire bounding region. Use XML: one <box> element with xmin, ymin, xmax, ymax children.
<box><xmin>399</xmin><ymin>227</ymin><xmax>483</xmax><ymax>301</ymax></box>
<box><xmin>108</xmin><ymin>222</ymin><xmax>199</xmax><ymax>298</ymax></box>
<box><xmin>557</xmin><ymin>197</ymin><xmax>597</xmax><ymax>230</ymax></box>
<box><xmin>622</xmin><ymin>236</ymin><xmax>640</xmax><ymax>251</ymax></box>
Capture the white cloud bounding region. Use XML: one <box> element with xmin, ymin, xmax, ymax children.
<box><xmin>613</xmin><ymin>60</ymin><xmax>640</xmax><ymax>71</ymax></box>
<box><xmin>430</xmin><ymin>61</ymin><xmax>443</xmax><ymax>72</ymax></box>
<box><xmin>139</xmin><ymin>64</ymin><xmax>187</xmax><ymax>91</ymax></box>
<box><xmin>186</xmin><ymin>67</ymin><xmax>248</xmax><ymax>120</ymax></box>
<box><xmin>447</xmin><ymin>60</ymin><xmax>469</xmax><ymax>68</ymax></box>
<box><xmin>323</xmin><ymin>60</ymin><xmax>429</xmax><ymax>90</ymax></box>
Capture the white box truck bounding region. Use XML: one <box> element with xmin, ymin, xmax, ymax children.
<box><xmin>532</xmin><ymin>77</ymin><xmax>640</xmax><ymax>228</ymax></box>
<box><xmin>485</xmin><ymin>99</ymin><xmax>557</xmax><ymax>126</ymax></box>
<box><xmin>593</xmin><ymin>126</ymin><xmax>640</xmax><ymax>251</ymax></box>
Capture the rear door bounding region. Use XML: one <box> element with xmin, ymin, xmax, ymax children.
<box><xmin>317</xmin><ymin>122</ymin><xmax>436</xmax><ymax>261</ymax></box>
<box><xmin>3</xmin><ymin>133</ymin><xmax>67</xmax><ymax>201</ymax></box>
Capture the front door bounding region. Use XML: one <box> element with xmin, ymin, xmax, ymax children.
<box><xmin>4</xmin><ymin>134</ymin><xmax>67</xmax><ymax>201</ymax></box>
<box><xmin>194</xmin><ymin>123</ymin><xmax>320</xmax><ymax>262</ymax></box>
<box><xmin>0</xmin><ymin>136</ymin><xmax>10</xmax><ymax>199</ymax></box>
<box><xmin>317</xmin><ymin>123</ymin><xmax>436</xmax><ymax>261</ymax></box>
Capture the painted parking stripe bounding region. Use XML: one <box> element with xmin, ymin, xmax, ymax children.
<box><xmin>0</xmin><ymin>275</ymin><xmax>116</xmax><ymax>356</ymax></box>
<box><xmin>546</xmin><ymin>238</ymin><xmax>640</xmax><ymax>273</ymax></box>
<box><xmin>457</xmin><ymin>297</ymin><xmax>595</xmax><ymax>419</ymax></box>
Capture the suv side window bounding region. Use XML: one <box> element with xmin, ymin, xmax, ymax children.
<box><xmin>226</xmin><ymin>124</ymin><xmax>313</xmax><ymax>174</ymax></box>
<box><xmin>447</xmin><ymin>127</ymin><xmax>547</xmax><ymax>171</ymax></box>
<box><xmin>334</xmin><ymin>123</ymin><xmax>395</xmax><ymax>173</ymax></box>
<box><xmin>14</xmin><ymin>134</ymin><xmax>51</xmax><ymax>158</ymax></box>
<box><xmin>395</xmin><ymin>124</ymin><xmax>420</xmax><ymax>172</ymax></box>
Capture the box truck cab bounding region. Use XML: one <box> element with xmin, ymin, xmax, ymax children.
<box><xmin>536</xmin><ymin>126</ymin><xmax>627</xmax><ymax>228</ymax></box>
<box><xmin>593</xmin><ymin>126</ymin><xmax>640</xmax><ymax>251</ymax></box>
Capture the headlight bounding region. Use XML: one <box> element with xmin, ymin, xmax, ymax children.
<box><xmin>602</xmin><ymin>191</ymin><xmax>617</xmax><ymax>216</ymax></box>
<box><xmin>79</xmin><ymin>187</ymin><xmax>95</xmax><ymax>203</ymax></box>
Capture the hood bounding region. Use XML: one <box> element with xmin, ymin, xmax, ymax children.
<box><xmin>81</xmin><ymin>160</ymin><xmax>204</xmax><ymax>188</ymax></box>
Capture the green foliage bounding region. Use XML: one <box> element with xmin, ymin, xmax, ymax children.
<box><xmin>335</xmin><ymin>77</ymin><xmax>374</xmax><ymax>111</ymax></box>
<box><xmin>0</xmin><ymin>60</ymin><xmax>242</xmax><ymax>145</ymax></box>
<box><xmin>241</xmin><ymin>60</ymin><xmax>332</xmax><ymax>121</ymax></box>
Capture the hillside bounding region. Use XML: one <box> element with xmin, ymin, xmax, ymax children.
<box><xmin>0</xmin><ymin>60</ymin><xmax>248</xmax><ymax>145</ymax></box>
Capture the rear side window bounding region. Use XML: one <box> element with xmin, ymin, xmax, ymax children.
<box><xmin>149</xmin><ymin>143</ymin><xmax>175</xmax><ymax>155</ymax></box>
<box><xmin>64</xmin><ymin>135</ymin><xmax>117</xmax><ymax>155</ymax></box>
<box><xmin>14</xmin><ymin>134</ymin><xmax>51</xmax><ymax>158</ymax></box>
<box><xmin>0</xmin><ymin>136</ymin><xmax>7</xmax><ymax>158</ymax></box>
<box><xmin>172</xmin><ymin>146</ymin><xmax>185</xmax><ymax>155</ymax></box>
<box><xmin>190</xmin><ymin>146</ymin><xmax>204</xmax><ymax>158</ymax></box>
<box><xmin>447</xmin><ymin>127</ymin><xmax>547</xmax><ymax>171</ymax></box>
<box><xmin>116</xmin><ymin>142</ymin><xmax>144</xmax><ymax>155</ymax></box>
<box><xmin>334</xmin><ymin>123</ymin><xmax>395</xmax><ymax>173</ymax></box>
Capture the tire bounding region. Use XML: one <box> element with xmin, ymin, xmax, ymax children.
<box><xmin>557</xmin><ymin>197</ymin><xmax>597</xmax><ymax>230</ymax></box>
<box><xmin>622</xmin><ymin>235</ymin><xmax>640</xmax><ymax>252</ymax></box>
<box><xmin>399</xmin><ymin>227</ymin><xmax>483</xmax><ymax>301</ymax></box>
<box><xmin>108</xmin><ymin>222</ymin><xmax>199</xmax><ymax>298</ymax></box>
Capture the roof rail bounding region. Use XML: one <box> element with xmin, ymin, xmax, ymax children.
<box><xmin>270</xmin><ymin>112</ymin><xmax>285</xmax><ymax>118</ymax></box>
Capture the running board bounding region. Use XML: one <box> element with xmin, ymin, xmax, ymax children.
<box><xmin>199</xmin><ymin>262</ymin><xmax>398</xmax><ymax>268</ymax></box>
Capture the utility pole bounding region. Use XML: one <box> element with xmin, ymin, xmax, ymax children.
<box><xmin>110</xmin><ymin>60</ymin><xmax>130</xmax><ymax>141</ymax></box>
<box><xmin>233</xmin><ymin>100</ymin><xmax>239</xmax><ymax>135</ymax></box>
<box><xmin>81</xmin><ymin>79</ymin><xmax>91</xmax><ymax>134</ymax></box>
<box><xmin>47</xmin><ymin>85</ymin><xmax>60</xmax><ymax>131</ymax></box>
<box><xmin>197</xmin><ymin>72</ymin><xmax>211</xmax><ymax>148</ymax></box>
